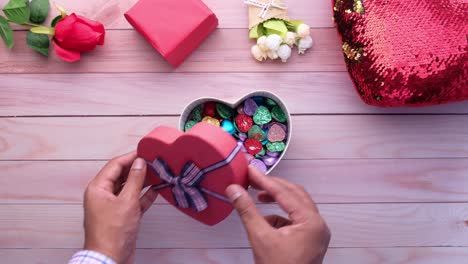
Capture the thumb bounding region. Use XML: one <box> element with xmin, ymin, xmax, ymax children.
<box><xmin>226</xmin><ymin>184</ymin><xmax>272</xmax><ymax>237</ymax></box>
<box><xmin>120</xmin><ymin>158</ymin><xmax>147</xmax><ymax>199</ymax></box>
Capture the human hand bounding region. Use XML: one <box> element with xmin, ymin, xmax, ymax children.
<box><xmin>83</xmin><ymin>152</ymin><xmax>158</xmax><ymax>264</ymax></box>
<box><xmin>226</xmin><ymin>167</ymin><xmax>331</xmax><ymax>264</ymax></box>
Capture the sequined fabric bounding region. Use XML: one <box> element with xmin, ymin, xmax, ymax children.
<box><xmin>332</xmin><ymin>0</ymin><xmax>468</xmax><ymax>107</ymax></box>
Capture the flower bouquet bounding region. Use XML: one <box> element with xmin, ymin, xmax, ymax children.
<box><xmin>245</xmin><ymin>0</ymin><xmax>313</xmax><ymax>62</ymax></box>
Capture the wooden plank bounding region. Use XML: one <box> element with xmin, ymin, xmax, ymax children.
<box><xmin>1</xmin><ymin>0</ymin><xmax>333</xmax><ymax>30</ymax></box>
<box><xmin>0</xmin><ymin>29</ymin><xmax>345</xmax><ymax>73</ymax></box>
<box><xmin>1</xmin><ymin>115</ymin><xmax>467</xmax><ymax>160</ymax></box>
<box><xmin>2</xmin><ymin>159</ymin><xmax>468</xmax><ymax>204</ymax></box>
<box><xmin>0</xmin><ymin>73</ymin><xmax>356</xmax><ymax>116</ymax></box>
<box><xmin>2</xmin><ymin>73</ymin><xmax>468</xmax><ymax>116</ymax></box>
<box><xmin>1</xmin><ymin>203</ymin><xmax>467</xmax><ymax>248</ymax></box>
<box><xmin>2</xmin><ymin>248</ymin><xmax>468</xmax><ymax>264</ymax></box>
<box><xmin>323</xmin><ymin>248</ymin><xmax>468</xmax><ymax>264</ymax></box>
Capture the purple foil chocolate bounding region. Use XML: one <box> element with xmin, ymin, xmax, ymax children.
<box><xmin>243</xmin><ymin>98</ymin><xmax>258</xmax><ymax>116</ymax></box>
<box><xmin>266</xmin><ymin>151</ymin><xmax>280</xmax><ymax>157</ymax></box>
<box><xmin>262</xmin><ymin>156</ymin><xmax>278</xmax><ymax>167</ymax></box>
<box><xmin>250</xmin><ymin>159</ymin><xmax>267</xmax><ymax>174</ymax></box>
<box><xmin>238</xmin><ymin>133</ymin><xmax>248</xmax><ymax>142</ymax></box>
<box><xmin>237</xmin><ymin>105</ymin><xmax>245</xmax><ymax>115</ymax></box>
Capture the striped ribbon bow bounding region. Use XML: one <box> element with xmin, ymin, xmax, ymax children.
<box><xmin>148</xmin><ymin>144</ymin><xmax>242</xmax><ymax>212</ymax></box>
<box><xmin>244</xmin><ymin>0</ymin><xmax>288</xmax><ymax>19</ymax></box>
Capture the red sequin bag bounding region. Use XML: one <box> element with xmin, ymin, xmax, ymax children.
<box><xmin>332</xmin><ymin>0</ymin><xmax>467</xmax><ymax>107</ymax></box>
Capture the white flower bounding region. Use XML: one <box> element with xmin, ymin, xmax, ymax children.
<box><xmin>284</xmin><ymin>32</ymin><xmax>297</xmax><ymax>47</ymax></box>
<box><xmin>251</xmin><ymin>45</ymin><xmax>267</xmax><ymax>61</ymax></box>
<box><xmin>277</xmin><ymin>44</ymin><xmax>292</xmax><ymax>62</ymax></box>
<box><xmin>257</xmin><ymin>36</ymin><xmax>269</xmax><ymax>52</ymax></box>
<box><xmin>267</xmin><ymin>50</ymin><xmax>279</xmax><ymax>60</ymax></box>
<box><xmin>298</xmin><ymin>36</ymin><xmax>313</xmax><ymax>54</ymax></box>
<box><xmin>265</xmin><ymin>34</ymin><xmax>282</xmax><ymax>51</ymax></box>
<box><xmin>297</xmin><ymin>24</ymin><xmax>311</xmax><ymax>38</ymax></box>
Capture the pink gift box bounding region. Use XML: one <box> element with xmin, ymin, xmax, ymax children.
<box><xmin>125</xmin><ymin>0</ymin><xmax>219</xmax><ymax>67</ymax></box>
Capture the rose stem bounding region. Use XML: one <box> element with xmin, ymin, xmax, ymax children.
<box><xmin>6</xmin><ymin>19</ymin><xmax>44</xmax><ymax>28</ymax></box>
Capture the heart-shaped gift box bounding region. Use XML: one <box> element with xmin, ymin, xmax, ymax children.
<box><xmin>138</xmin><ymin>123</ymin><xmax>249</xmax><ymax>226</ymax></box>
<box><xmin>138</xmin><ymin>91</ymin><xmax>291</xmax><ymax>226</ymax></box>
<box><xmin>179</xmin><ymin>91</ymin><xmax>292</xmax><ymax>174</ymax></box>
<box><xmin>332</xmin><ymin>0</ymin><xmax>467</xmax><ymax>107</ymax></box>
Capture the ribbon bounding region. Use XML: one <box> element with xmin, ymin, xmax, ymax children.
<box><xmin>244</xmin><ymin>0</ymin><xmax>288</xmax><ymax>19</ymax></box>
<box><xmin>148</xmin><ymin>143</ymin><xmax>242</xmax><ymax>212</ymax></box>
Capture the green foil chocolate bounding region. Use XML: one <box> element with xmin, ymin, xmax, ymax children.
<box><xmin>253</xmin><ymin>106</ymin><xmax>272</xmax><ymax>125</ymax></box>
<box><xmin>184</xmin><ymin>120</ymin><xmax>198</xmax><ymax>131</ymax></box>
<box><xmin>233</xmin><ymin>118</ymin><xmax>241</xmax><ymax>132</ymax></box>
<box><xmin>191</xmin><ymin>105</ymin><xmax>203</xmax><ymax>122</ymax></box>
<box><xmin>248</xmin><ymin>125</ymin><xmax>266</xmax><ymax>141</ymax></box>
<box><xmin>255</xmin><ymin>147</ymin><xmax>266</xmax><ymax>158</ymax></box>
<box><xmin>216</xmin><ymin>103</ymin><xmax>233</xmax><ymax>119</ymax></box>
<box><xmin>266</xmin><ymin>98</ymin><xmax>277</xmax><ymax>107</ymax></box>
<box><xmin>271</xmin><ymin>106</ymin><xmax>287</xmax><ymax>123</ymax></box>
<box><xmin>266</xmin><ymin>142</ymin><xmax>286</xmax><ymax>152</ymax></box>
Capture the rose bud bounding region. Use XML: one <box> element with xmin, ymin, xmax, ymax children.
<box><xmin>251</xmin><ymin>45</ymin><xmax>267</xmax><ymax>61</ymax></box>
<box><xmin>284</xmin><ymin>31</ymin><xmax>297</xmax><ymax>47</ymax></box>
<box><xmin>278</xmin><ymin>44</ymin><xmax>292</xmax><ymax>62</ymax></box>
<box><xmin>296</xmin><ymin>24</ymin><xmax>311</xmax><ymax>38</ymax></box>
<box><xmin>267</xmin><ymin>50</ymin><xmax>279</xmax><ymax>60</ymax></box>
<box><xmin>257</xmin><ymin>36</ymin><xmax>269</xmax><ymax>52</ymax></box>
<box><xmin>265</xmin><ymin>34</ymin><xmax>282</xmax><ymax>51</ymax></box>
<box><xmin>298</xmin><ymin>36</ymin><xmax>313</xmax><ymax>54</ymax></box>
<box><xmin>53</xmin><ymin>13</ymin><xmax>106</xmax><ymax>62</ymax></box>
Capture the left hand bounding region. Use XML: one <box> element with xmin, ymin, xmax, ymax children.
<box><xmin>83</xmin><ymin>152</ymin><xmax>158</xmax><ymax>264</ymax></box>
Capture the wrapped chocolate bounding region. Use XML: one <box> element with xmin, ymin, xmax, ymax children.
<box><xmin>180</xmin><ymin>91</ymin><xmax>292</xmax><ymax>175</ymax></box>
<box><xmin>244</xmin><ymin>0</ymin><xmax>313</xmax><ymax>62</ymax></box>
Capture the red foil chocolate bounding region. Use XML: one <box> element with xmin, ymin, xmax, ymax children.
<box><xmin>332</xmin><ymin>0</ymin><xmax>467</xmax><ymax>107</ymax></box>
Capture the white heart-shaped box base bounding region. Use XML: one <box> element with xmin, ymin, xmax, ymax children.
<box><xmin>179</xmin><ymin>91</ymin><xmax>292</xmax><ymax>174</ymax></box>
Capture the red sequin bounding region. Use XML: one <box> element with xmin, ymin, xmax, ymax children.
<box><xmin>244</xmin><ymin>139</ymin><xmax>262</xmax><ymax>155</ymax></box>
<box><xmin>333</xmin><ymin>0</ymin><xmax>468</xmax><ymax>107</ymax></box>
<box><xmin>235</xmin><ymin>114</ymin><xmax>253</xmax><ymax>133</ymax></box>
<box><xmin>204</xmin><ymin>102</ymin><xmax>216</xmax><ymax>117</ymax></box>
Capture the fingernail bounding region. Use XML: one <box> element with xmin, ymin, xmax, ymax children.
<box><xmin>226</xmin><ymin>184</ymin><xmax>243</xmax><ymax>202</ymax></box>
<box><xmin>132</xmin><ymin>158</ymin><xmax>146</xmax><ymax>170</ymax></box>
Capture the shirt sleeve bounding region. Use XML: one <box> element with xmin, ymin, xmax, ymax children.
<box><xmin>68</xmin><ymin>250</ymin><xmax>117</xmax><ymax>264</ymax></box>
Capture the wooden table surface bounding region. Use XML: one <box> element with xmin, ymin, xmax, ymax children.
<box><xmin>1</xmin><ymin>0</ymin><xmax>468</xmax><ymax>263</ymax></box>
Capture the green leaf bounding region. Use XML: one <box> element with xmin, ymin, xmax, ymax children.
<box><xmin>30</xmin><ymin>26</ymin><xmax>55</xmax><ymax>35</ymax></box>
<box><xmin>51</xmin><ymin>15</ymin><xmax>62</xmax><ymax>27</ymax></box>
<box><xmin>26</xmin><ymin>31</ymin><xmax>49</xmax><ymax>56</ymax></box>
<box><xmin>2</xmin><ymin>0</ymin><xmax>31</xmax><ymax>24</ymax></box>
<box><xmin>249</xmin><ymin>24</ymin><xmax>260</xmax><ymax>39</ymax></box>
<box><xmin>263</xmin><ymin>19</ymin><xmax>288</xmax><ymax>38</ymax></box>
<box><xmin>285</xmin><ymin>20</ymin><xmax>304</xmax><ymax>32</ymax></box>
<box><xmin>53</xmin><ymin>2</ymin><xmax>67</xmax><ymax>18</ymax></box>
<box><xmin>0</xmin><ymin>15</ymin><xmax>14</xmax><ymax>48</ymax></box>
<box><xmin>29</xmin><ymin>0</ymin><xmax>50</xmax><ymax>24</ymax></box>
<box><xmin>249</xmin><ymin>23</ymin><xmax>266</xmax><ymax>39</ymax></box>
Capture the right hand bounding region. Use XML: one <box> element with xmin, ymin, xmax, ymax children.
<box><xmin>225</xmin><ymin>166</ymin><xmax>331</xmax><ymax>264</ymax></box>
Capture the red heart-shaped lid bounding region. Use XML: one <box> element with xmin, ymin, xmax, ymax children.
<box><xmin>332</xmin><ymin>0</ymin><xmax>468</xmax><ymax>107</ymax></box>
<box><xmin>137</xmin><ymin>122</ymin><xmax>248</xmax><ymax>226</ymax></box>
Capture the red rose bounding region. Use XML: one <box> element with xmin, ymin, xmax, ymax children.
<box><xmin>53</xmin><ymin>13</ymin><xmax>105</xmax><ymax>62</ymax></box>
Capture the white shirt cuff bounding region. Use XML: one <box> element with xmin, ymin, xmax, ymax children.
<box><xmin>68</xmin><ymin>250</ymin><xmax>117</xmax><ymax>264</ymax></box>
